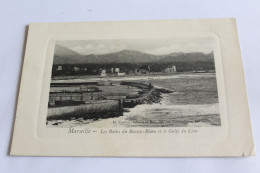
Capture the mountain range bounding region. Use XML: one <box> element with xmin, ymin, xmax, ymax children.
<box><xmin>53</xmin><ymin>45</ymin><xmax>214</xmax><ymax>64</ymax></box>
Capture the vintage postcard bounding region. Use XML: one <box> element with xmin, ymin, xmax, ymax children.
<box><xmin>10</xmin><ymin>19</ymin><xmax>254</xmax><ymax>156</ymax></box>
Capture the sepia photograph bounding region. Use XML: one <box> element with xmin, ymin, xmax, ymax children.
<box><xmin>46</xmin><ymin>38</ymin><xmax>221</xmax><ymax>128</ymax></box>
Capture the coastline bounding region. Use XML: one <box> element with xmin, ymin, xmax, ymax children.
<box><xmin>46</xmin><ymin>87</ymin><xmax>172</xmax><ymax>126</ymax></box>
<box><xmin>46</xmin><ymin>73</ymin><xmax>220</xmax><ymax>128</ymax></box>
<box><xmin>51</xmin><ymin>73</ymin><xmax>216</xmax><ymax>83</ymax></box>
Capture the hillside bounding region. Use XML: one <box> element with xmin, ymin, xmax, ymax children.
<box><xmin>55</xmin><ymin>45</ymin><xmax>80</xmax><ymax>57</ymax></box>
<box><xmin>53</xmin><ymin>45</ymin><xmax>214</xmax><ymax>64</ymax></box>
<box><xmin>158</xmin><ymin>52</ymin><xmax>214</xmax><ymax>63</ymax></box>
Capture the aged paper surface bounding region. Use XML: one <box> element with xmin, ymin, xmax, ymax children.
<box><xmin>10</xmin><ymin>19</ymin><xmax>255</xmax><ymax>157</ymax></box>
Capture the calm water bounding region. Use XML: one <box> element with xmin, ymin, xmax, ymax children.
<box><xmin>47</xmin><ymin>73</ymin><xmax>221</xmax><ymax>127</ymax></box>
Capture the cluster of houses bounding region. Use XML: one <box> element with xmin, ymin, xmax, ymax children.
<box><xmin>56</xmin><ymin>66</ymin><xmax>86</xmax><ymax>72</ymax></box>
<box><xmin>56</xmin><ymin>65</ymin><xmax>178</xmax><ymax>76</ymax></box>
<box><xmin>165</xmin><ymin>65</ymin><xmax>177</xmax><ymax>73</ymax></box>
<box><xmin>56</xmin><ymin>66</ymin><xmax>127</xmax><ymax>76</ymax></box>
<box><xmin>100</xmin><ymin>68</ymin><xmax>125</xmax><ymax>77</ymax></box>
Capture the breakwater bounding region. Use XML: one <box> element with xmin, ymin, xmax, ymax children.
<box><xmin>123</xmin><ymin>88</ymin><xmax>172</xmax><ymax>107</ymax></box>
<box><xmin>47</xmin><ymin>81</ymin><xmax>172</xmax><ymax>123</ymax></box>
<box><xmin>47</xmin><ymin>100</ymin><xmax>122</xmax><ymax>121</ymax></box>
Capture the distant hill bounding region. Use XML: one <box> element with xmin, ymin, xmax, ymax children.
<box><xmin>53</xmin><ymin>45</ymin><xmax>83</xmax><ymax>64</ymax></box>
<box><xmin>158</xmin><ymin>52</ymin><xmax>214</xmax><ymax>63</ymax></box>
<box><xmin>55</xmin><ymin>45</ymin><xmax>80</xmax><ymax>57</ymax></box>
<box><xmin>83</xmin><ymin>50</ymin><xmax>160</xmax><ymax>63</ymax></box>
<box><xmin>53</xmin><ymin>46</ymin><xmax>214</xmax><ymax>64</ymax></box>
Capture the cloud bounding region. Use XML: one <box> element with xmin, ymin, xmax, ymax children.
<box><xmin>143</xmin><ymin>42</ymin><xmax>213</xmax><ymax>55</ymax></box>
<box><xmin>69</xmin><ymin>43</ymin><xmax>126</xmax><ymax>55</ymax></box>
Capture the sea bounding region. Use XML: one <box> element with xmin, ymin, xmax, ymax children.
<box><xmin>47</xmin><ymin>73</ymin><xmax>221</xmax><ymax>128</ymax></box>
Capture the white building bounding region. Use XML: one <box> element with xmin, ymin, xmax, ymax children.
<box><xmin>73</xmin><ymin>67</ymin><xmax>80</xmax><ymax>71</ymax></box>
<box><xmin>100</xmin><ymin>69</ymin><xmax>106</xmax><ymax>76</ymax></box>
<box><xmin>117</xmin><ymin>72</ymin><xmax>125</xmax><ymax>76</ymax></box>
<box><xmin>165</xmin><ymin>65</ymin><xmax>177</xmax><ymax>73</ymax></box>
<box><xmin>114</xmin><ymin>67</ymin><xmax>125</xmax><ymax>76</ymax></box>
<box><xmin>57</xmin><ymin>66</ymin><xmax>62</xmax><ymax>71</ymax></box>
<box><xmin>115</xmin><ymin>68</ymin><xmax>120</xmax><ymax>73</ymax></box>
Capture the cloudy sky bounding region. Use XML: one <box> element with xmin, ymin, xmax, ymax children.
<box><xmin>56</xmin><ymin>37</ymin><xmax>214</xmax><ymax>55</ymax></box>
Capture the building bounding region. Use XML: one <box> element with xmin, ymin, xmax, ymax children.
<box><xmin>117</xmin><ymin>72</ymin><xmax>125</xmax><ymax>76</ymax></box>
<box><xmin>112</xmin><ymin>67</ymin><xmax>125</xmax><ymax>76</ymax></box>
<box><xmin>100</xmin><ymin>69</ymin><xmax>106</xmax><ymax>76</ymax></box>
<box><xmin>57</xmin><ymin>66</ymin><xmax>62</xmax><ymax>71</ymax></box>
<box><xmin>147</xmin><ymin>65</ymin><xmax>151</xmax><ymax>72</ymax></box>
<box><xmin>111</xmin><ymin>68</ymin><xmax>114</xmax><ymax>73</ymax></box>
<box><xmin>165</xmin><ymin>65</ymin><xmax>177</xmax><ymax>73</ymax></box>
<box><xmin>135</xmin><ymin>69</ymin><xmax>140</xmax><ymax>75</ymax></box>
<box><xmin>115</xmin><ymin>68</ymin><xmax>120</xmax><ymax>73</ymax></box>
<box><xmin>135</xmin><ymin>68</ymin><xmax>149</xmax><ymax>75</ymax></box>
<box><xmin>73</xmin><ymin>67</ymin><xmax>80</xmax><ymax>71</ymax></box>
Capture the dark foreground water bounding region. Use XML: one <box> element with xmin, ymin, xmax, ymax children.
<box><xmin>47</xmin><ymin>73</ymin><xmax>221</xmax><ymax>128</ymax></box>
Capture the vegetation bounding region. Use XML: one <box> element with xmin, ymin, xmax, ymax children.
<box><xmin>51</xmin><ymin>62</ymin><xmax>215</xmax><ymax>76</ymax></box>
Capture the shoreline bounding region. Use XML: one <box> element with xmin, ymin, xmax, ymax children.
<box><xmin>46</xmin><ymin>87</ymin><xmax>172</xmax><ymax>126</ymax></box>
<box><xmin>46</xmin><ymin>74</ymin><xmax>219</xmax><ymax>128</ymax></box>
<box><xmin>51</xmin><ymin>73</ymin><xmax>216</xmax><ymax>83</ymax></box>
